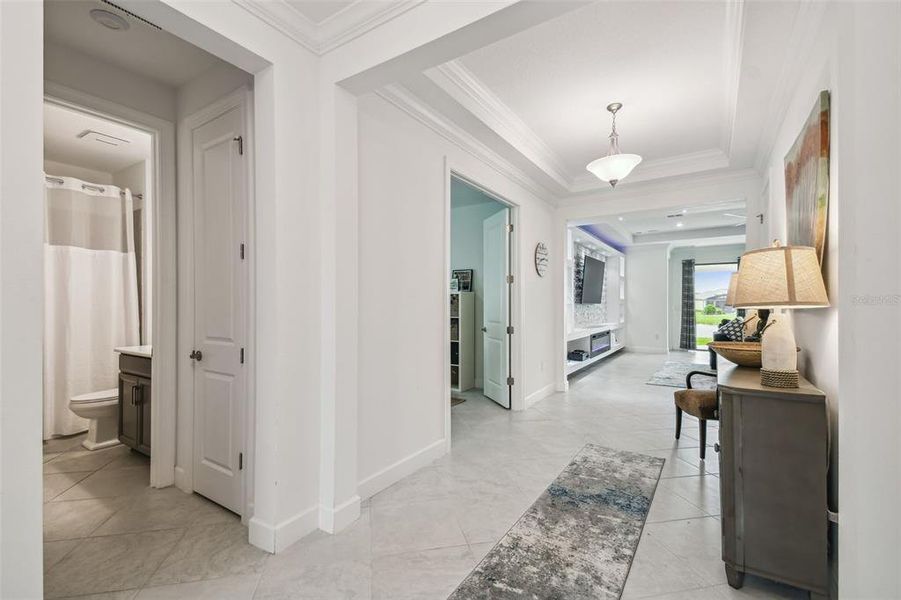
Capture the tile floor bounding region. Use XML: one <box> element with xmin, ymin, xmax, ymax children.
<box><xmin>43</xmin><ymin>351</ymin><xmax>808</xmax><ymax>599</ymax></box>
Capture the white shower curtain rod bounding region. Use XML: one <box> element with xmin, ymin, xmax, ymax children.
<box><xmin>44</xmin><ymin>175</ymin><xmax>144</xmax><ymax>200</ymax></box>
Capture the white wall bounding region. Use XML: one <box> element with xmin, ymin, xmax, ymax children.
<box><xmin>177</xmin><ymin>61</ymin><xmax>253</xmax><ymax>120</ymax></box>
<box><xmin>667</xmin><ymin>244</ymin><xmax>745</xmax><ymax>349</ymax></box>
<box><xmin>0</xmin><ymin>2</ymin><xmax>45</xmax><ymax>596</ymax></box>
<box><xmin>450</xmin><ymin>199</ymin><xmax>505</xmax><ymax>387</ymax></box>
<box><xmin>356</xmin><ymin>92</ymin><xmax>558</xmax><ymax>493</ymax></box>
<box><xmin>746</xmin><ymin>3</ymin><xmax>901</xmax><ymax>596</ymax></box>
<box><xmin>624</xmin><ymin>244</ymin><xmax>670</xmax><ymax>353</ymax></box>
<box><xmin>43</xmin><ymin>159</ymin><xmax>113</xmax><ymax>184</ymax></box>
<box><xmin>113</xmin><ymin>160</ymin><xmax>151</xmax><ymax>344</ymax></box>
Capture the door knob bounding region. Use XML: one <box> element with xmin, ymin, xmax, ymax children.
<box><xmin>481</xmin><ymin>327</ymin><xmax>488</xmax><ymax>332</ymax></box>
<box><xmin>189</xmin><ymin>350</ymin><xmax>203</xmax><ymax>361</ymax></box>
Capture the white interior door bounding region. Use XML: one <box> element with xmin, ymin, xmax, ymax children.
<box><xmin>482</xmin><ymin>208</ymin><xmax>510</xmax><ymax>408</ymax></box>
<box><xmin>191</xmin><ymin>105</ymin><xmax>246</xmax><ymax>514</ymax></box>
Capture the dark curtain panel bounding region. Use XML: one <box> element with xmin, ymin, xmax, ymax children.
<box><xmin>679</xmin><ymin>259</ymin><xmax>696</xmax><ymax>349</ymax></box>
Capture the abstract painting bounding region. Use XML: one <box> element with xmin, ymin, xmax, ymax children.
<box><xmin>784</xmin><ymin>90</ymin><xmax>830</xmax><ymax>264</ymax></box>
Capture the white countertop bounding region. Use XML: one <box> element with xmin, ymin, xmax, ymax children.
<box><xmin>115</xmin><ymin>345</ymin><xmax>152</xmax><ymax>358</ymax></box>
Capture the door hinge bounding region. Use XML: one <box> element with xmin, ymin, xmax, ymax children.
<box><xmin>506</xmin><ymin>274</ymin><xmax>514</xmax><ymax>284</ymax></box>
<box><xmin>239</xmin><ymin>452</ymin><xmax>244</xmax><ymax>470</ymax></box>
<box><xmin>506</xmin><ymin>325</ymin><xmax>514</xmax><ymax>335</ymax></box>
<box><xmin>240</xmin><ymin>243</ymin><xmax>245</xmax><ymax>260</ymax></box>
<box><xmin>234</xmin><ymin>135</ymin><xmax>244</xmax><ymax>155</ymax></box>
<box><xmin>506</xmin><ymin>223</ymin><xmax>514</xmax><ymax>233</ymax></box>
<box><xmin>506</xmin><ymin>376</ymin><xmax>515</xmax><ymax>386</ymax></box>
<box><xmin>240</xmin><ymin>347</ymin><xmax>245</xmax><ymax>364</ymax></box>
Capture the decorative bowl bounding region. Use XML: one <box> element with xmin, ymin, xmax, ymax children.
<box><xmin>708</xmin><ymin>341</ymin><xmax>763</xmax><ymax>367</ymax></box>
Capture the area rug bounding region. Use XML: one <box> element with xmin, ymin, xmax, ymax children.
<box><xmin>448</xmin><ymin>445</ymin><xmax>664</xmax><ymax>599</ymax></box>
<box><xmin>646</xmin><ymin>361</ymin><xmax>716</xmax><ymax>390</ymax></box>
<box><xmin>451</xmin><ymin>396</ymin><xmax>466</xmax><ymax>407</ymax></box>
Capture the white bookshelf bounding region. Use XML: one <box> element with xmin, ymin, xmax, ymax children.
<box><xmin>450</xmin><ymin>291</ymin><xmax>475</xmax><ymax>392</ymax></box>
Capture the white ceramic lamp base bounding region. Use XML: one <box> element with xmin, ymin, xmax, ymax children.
<box><xmin>761</xmin><ymin>310</ymin><xmax>799</xmax><ymax>388</ymax></box>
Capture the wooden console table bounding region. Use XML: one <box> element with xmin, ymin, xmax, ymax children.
<box><xmin>716</xmin><ymin>361</ymin><xmax>829</xmax><ymax>598</ymax></box>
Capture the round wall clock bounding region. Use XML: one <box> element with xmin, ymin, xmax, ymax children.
<box><xmin>534</xmin><ymin>242</ymin><xmax>549</xmax><ymax>277</ymax></box>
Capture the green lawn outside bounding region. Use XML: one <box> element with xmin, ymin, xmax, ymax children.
<box><xmin>696</xmin><ymin>336</ymin><xmax>712</xmax><ymax>347</ymax></box>
<box><xmin>695</xmin><ymin>310</ymin><xmax>735</xmax><ymax>326</ymax></box>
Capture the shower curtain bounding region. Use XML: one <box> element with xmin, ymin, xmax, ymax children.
<box><xmin>43</xmin><ymin>176</ymin><xmax>140</xmax><ymax>439</ymax></box>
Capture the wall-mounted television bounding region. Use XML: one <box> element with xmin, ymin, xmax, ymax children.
<box><xmin>578</xmin><ymin>255</ymin><xmax>605</xmax><ymax>304</ymax></box>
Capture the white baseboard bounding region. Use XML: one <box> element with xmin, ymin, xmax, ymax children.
<box><xmin>248</xmin><ymin>503</ymin><xmax>319</xmax><ymax>554</ymax></box>
<box><xmin>525</xmin><ymin>382</ymin><xmax>555</xmax><ymax>408</ymax></box>
<box><xmin>358</xmin><ymin>438</ymin><xmax>447</xmax><ymax>500</ymax></box>
<box><xmin>319</xmin><ymin>495</ymin><xmax>361</xmax><ymax>533</ymax></box>
<box><xmin>173</xmin><ymin>466</ymin><xmax>191</xmax><ymax>493</ymax></box>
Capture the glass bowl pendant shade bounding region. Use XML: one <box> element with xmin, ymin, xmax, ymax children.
<box><xmin>586</xmin><ymin>102</ymin><xmax>642</xmax><ymax>188</ymax></box>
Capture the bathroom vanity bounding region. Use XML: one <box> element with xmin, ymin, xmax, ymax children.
<box><xmin>115</xmin><ymin>346</ymin><xmax>152</xmax><ymax>456</ymax></box>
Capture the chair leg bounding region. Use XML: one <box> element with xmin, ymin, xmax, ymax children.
<box><xmin>675</xmin><ymin>407</ymin><xmax>683</xmax><ymax>439</ymax></box>
<box><xmin>699</xmin><ymin>419</ymin><xmax>707</xmax><ymax>460</ymax></box>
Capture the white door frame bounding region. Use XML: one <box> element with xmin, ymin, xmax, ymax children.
<box><xmin>43</xmin><ymin>83</ymin><xmax>177</xmax><ymax>489</ymax></box>
<box><xmin>176</xmin><ymin>87</ymin><xmax>255</xmax><ymax>519</ymax></box>
<box><xmin>443</xmin><ymin>160</ymin><xmax>525</xmax><ymax>448</ymax></box>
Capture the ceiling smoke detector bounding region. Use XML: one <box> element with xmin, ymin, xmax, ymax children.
<box><xmin>90</xmin><ymin>8</ymin><xmax>130</xmax><ymax>31</ymax></box>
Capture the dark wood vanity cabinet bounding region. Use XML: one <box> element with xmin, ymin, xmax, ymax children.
<box><xmin>118</xmin><ymin>354</ymin><xmax>151</xmax><ymax>456</ymax></box>
<box><xmin>717</xmin><ymin>362</ymin><xmax>829</xmax><ymax>598</ymax></box>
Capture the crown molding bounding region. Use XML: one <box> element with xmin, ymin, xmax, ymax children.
<box><xmin>425</xmin><ymin>60</ymin><xmax>572</xmax><ymax>190</ymax></box>
<box><xmin>721</xmin><ymin>0</ymin><xmax>746</xmax><ymax>156</ymax></box>
<box><xmin>233</xmin><ymin>0</ymin><xmax>425</xmax><ymax>55</ymax></box>
<box><xmin>376</xmin><ymin>84</ymin><xmax>558</xmax><ymax>206</ymax></box>
<box><xmin>569</xmin><ymin>148</ymin><xmax>731</xmax><ymax>193</ymax></box>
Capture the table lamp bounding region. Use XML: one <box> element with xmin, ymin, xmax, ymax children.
<box><xmin>733</xmin><ymin>241</ymin><xmax>829</xmax><ymax>387</ymax></box>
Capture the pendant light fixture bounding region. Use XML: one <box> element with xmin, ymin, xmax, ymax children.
<box><xmin>586</xmin><ymin>102</ymin><xmax>642</xmax><ymax>188</ymax></box>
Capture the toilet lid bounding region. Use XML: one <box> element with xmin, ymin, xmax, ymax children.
<box><xmin>71</xmin><ymin>388</ymin><xmax>119</xmax><ymax>403</ymax></box>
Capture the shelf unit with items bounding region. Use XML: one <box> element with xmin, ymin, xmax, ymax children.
<box><xmin>450</xmin><ymin>291</ymin><xmax>474</xmax><ymax>392</ymax></box>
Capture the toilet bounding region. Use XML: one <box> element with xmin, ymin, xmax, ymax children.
<box><xmin>68</xmin><ymin>388</ymin><xmax>120</xmax><ymax>450</ymax></box>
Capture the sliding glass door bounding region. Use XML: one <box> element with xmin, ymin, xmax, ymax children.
<box><xmin>693</xmin><ymin>262</ymin><xmax>738</xmax><ymax>349</ymax></box>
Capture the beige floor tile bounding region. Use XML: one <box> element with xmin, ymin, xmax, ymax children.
<box><xmin>93</xmin><ymin>487</ymin><xmax>235</xmax><ymax>536</ymax></box>
<box><xmin>372</xmin><ymin>544</ymin><xmax>478</xmax><ymax>600</ymax></box>
<box><xmin>44</xmin><ymin>539</ymin><xmax>79</xmax><ymax>571</ymax></box>
<box><xmin>43</xmin><ymin>433</ymin><xmax>88</xmax><ymax>454</ymax></box>
<box><xmin>44</xmin><ymin>497</ymin><xmax>125</xmax><ymax>541</ymax></box>
<box><xmin>44</xmin><ymin>471</ymin><xmax>92</xmax><ymax>502</ymax></box>
<box><xmin>135</xmin><ymin>573</ymin><xmax>261</xmax><ymax>600</ymax></box>
<box><xmin>54</xmin><ymin>465</ymin><xmax>150</xmax><ymax>501</ymax></box>
<box><xmin>254</xmin><ymin>560</ymin><xmax>371</xmax><ymax>600</ymax></box>
<box><xmin>147</xmin><ymin>521</ymin><xmax>269</xmax><ymax>586</ymax></box>
<box><xmin>44</xmin><ymin>446</ymin><xmax>124</xmax><ymax>474</ymax></box>
<box><xmin>44</xmin><ymin>529</ymin><xmax>184</xmax><ymax>598</ymax></box>
<box><xmin>370</xmin><ymin>498</ymin><xmax>467</xmax><ymax>557</ymax></box>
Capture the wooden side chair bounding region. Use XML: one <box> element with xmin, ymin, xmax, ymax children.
<box><xmin>674</xmin><ymin>371</ymin><xmax>718</xmax><ymax>459</ymax></box>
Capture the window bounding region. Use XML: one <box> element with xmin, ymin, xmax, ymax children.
<box><xmin>693</xmin><ymin>262</ymin><xmax>738</xmax><ymax>349</ymax></box>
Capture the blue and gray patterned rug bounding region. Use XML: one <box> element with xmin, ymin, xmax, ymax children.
<box><xmin>448</xmin><ymin>445</ymin><xmax>664</xmax><ymax>599</ymax></box>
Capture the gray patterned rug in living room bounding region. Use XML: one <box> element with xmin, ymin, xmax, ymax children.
<box><xmin>448</xmin><ymin>445</ymin><xmax>664</xmax><ymax>600</ymax></box>
<box><xmin>646</xmin><ymin>361</ymin><xmax>716</xmax><ymax>390</ymax></box>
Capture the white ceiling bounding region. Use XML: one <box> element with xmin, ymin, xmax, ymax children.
<box><xmin>584</xmin><ymin>200</ymin><xmax>747</xmax><ymax>248</ymax></box>
<box><xmin>44</xmin><ymin>103</ymin><xmax>152</xmax><ymax>174</ymax></box>
<box><xmin>459</xmin><ymin>1</ymin><xmax>728</xmax><ymax>175</ymax></box>
<box><xmin>286</xmin><ymin>0</ymin><xmax>356</xmax><ymax>24</ymax></box>
<box><xmin>44</xmin><ymin>1</ymin><xmax>221</xmax><ymax>87</ymax></box>
<box><xmin>384</xmin><ymin>0</ymin><xmax>806</xmax><ymax>197</ymax></box>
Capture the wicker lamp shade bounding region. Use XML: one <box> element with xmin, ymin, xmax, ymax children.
<box><xmin>734</xmin><ymin>244</ymin><xmax>829</xmax><ymax>309</ymax></box>
<box><xmin>725</xmin><ymin>273</ymin><xmax>738</xmax><ymax>307</ymax></box>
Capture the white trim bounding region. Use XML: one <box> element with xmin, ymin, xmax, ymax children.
<box><xmin>319</xmin><ymin>495</ymin><xmax>361</xmax><ymax>533</ymax></box>
<box><xmin>378</xmin><ymin>84</ymin><xmax>558</xmax><ymax>207</ymax></box>
<box><xmin>249</xmin><ymin>504</ymin><xmax>319</xmax><ymax>554</ymax></box>
<box><xmin>358</xmin><ymin>439</ymin><xmax>447</xmax><ymax>499</ymax></box>
<box><xmin>234</xmin><ymin>0</ymin><xmax>425</xmax><ymax>56</ymax></box>
<box><xmin>43</xmin><ymin>82</ymin><xmax>178</xmax><ymax>491</ymax></box>
<box><xmin>426</xmin><ymin>61</ymin><xmax>571</xmax><ymax>190</ymax></box>
<box><xmin>721</xmin><ymin>0</ymin><xmax>746</xmax><ymax>155</ymax></box>
<box><xmin>177</xmin><ymin>87</ymin><xmax>255</xmax><ymax>519</ymax></box>
<box><xmin>525</xmin><ymin>382</ymin><xmax>555</xmax><ymax>409</ymax></box>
